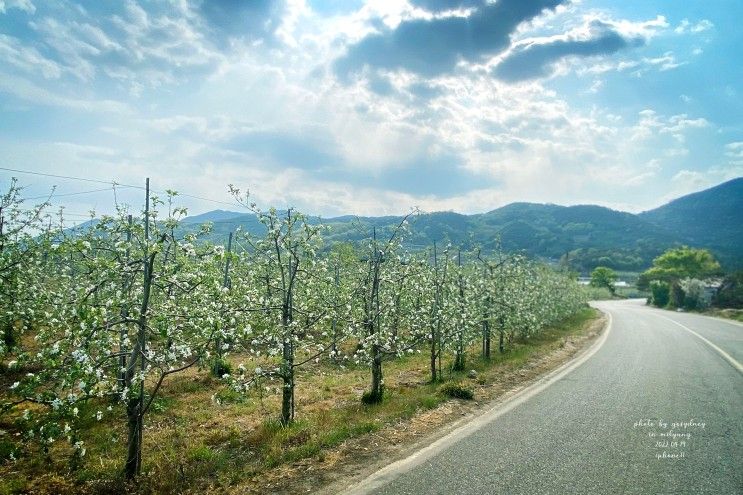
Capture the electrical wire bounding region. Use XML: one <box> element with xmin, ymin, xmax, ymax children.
<box><xmin>25</xmin><ymin>186</ymin><xmax>135</xmax><ymax>200</ymax></box>
<box><xmin>0</xmin><ymin>167</ymin><xmax>247</xmax><ymax>210</ymax></box>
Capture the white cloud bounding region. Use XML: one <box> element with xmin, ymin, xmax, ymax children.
<box><xmin>674</xmin><ymin>19</ymin><xmax>714</xmax><ymax>34</ymax></box>
<box><xmin>0</xmin><ymin>34</ymin><xmax>61</xmax><ymax>79</ymax></box>
<box><xmin>577</xmin><ymin>50</ymin><xmax>688</xmax><ymax>77</ymax></box>
<box><xmin>604</xmin><ymin>14</ymin><xmax>669</xmax><ymax>39</ymax></box>
<box><xmin>630</xmin><ymin>110</ymin><xmax>709</xmax><ymax>142</ymax></box>
<box><xmin>659</xmin><ymin>114</ymin><xmax>709</xmax><ymax>134</ymax></box>
<box><xmin>725</xmin><ymin>142</ymin><xmax>743</xmax><ymax>163</ymax></box>
<box><xmin>24</xmin><ymin>1</ymin><xmax>224</xmax><ymax>87</ymax></box>
<box><xmin>0</xmin><ymin>0</ymin><xmax>35</xmax><ymax>14</ymax></box>
<box><xmin>0</xmin><ymin>1</ymin><xmax>735</xmax><ymax>218</ymax></box>
<box><xmin>643</xmin><ymin>52</ymin><xmax>685</xmax><ymax>71</ymax></box>
<box><xmin>0</xmin><ymin>73</ymin><xmax>130</xmax><ymax>112</ymax></box>
<box><xmin>664</xmin><ymin>166</ymin><xmax>742</xmax><ymax>204</ymax></box>
<box><xmin>671</xmin><ymin>169</ymin><xmax>708</xmax><ymax>188</ymax></box>
<box><xmin>587</xmin><ymin>79</ymin><xmax>603</xmax><ymax>93</ymax></box>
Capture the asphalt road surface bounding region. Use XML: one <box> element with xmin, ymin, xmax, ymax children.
<box><xmin>346</xmin><ymin>299</ymin><xmax>743</xmax><ymax>495</ymax></box>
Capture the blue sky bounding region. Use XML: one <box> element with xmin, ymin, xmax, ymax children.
<box><xmin>1</xmin><ymin>0</ymin><xmax>741</xmax><ymax>220</ymax></box>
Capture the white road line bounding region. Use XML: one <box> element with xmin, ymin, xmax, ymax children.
<box><xmin>703</xmin><ymin>314</ymin><xmax>743</xmax><ymax>329</ymax></box>
<box><xmin>653</xmin><ymin>312</ymin><xmax>743</xmax><ymax>375</ymax></box>
<box><xmin>342</xmin><ymin>312</ymin><xmax>613</xmax><ymax>495</ymax></box>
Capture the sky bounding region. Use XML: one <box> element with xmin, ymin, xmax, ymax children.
<box><xmin>1</xmin><ymin>0</ymin><xmax>741</xmax><ymax>221</ymax></box>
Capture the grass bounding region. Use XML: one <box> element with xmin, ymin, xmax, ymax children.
<box><xmin>439</xmin><ymin>382</ymin><xmax>474</xmax><ymax>400</ymax></box>
<box><xmin>703</xmin><ymin>307</ymin><xmax>743</xmax><ymax>323</ymax></box>
<box><xmin>653</xmin><ymin>304</ymin><xmax>743</xmax><ymax>324</ymax></box>
<box><xmin>583</xmin><ymin>285</ymin><xmax>649</xmax><ymax>300</ymax></box>
<box><xmin>615</xmin><ymin>287</ymin><xmax>650</xmax><ymax>299</ymax></box>
<box><xmin>0</xmin><ymin>307</ymin><xmax>600</xmax><ymax>494</ymax></box>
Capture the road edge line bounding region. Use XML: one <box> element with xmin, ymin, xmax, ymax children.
<box><xmin>648</xmin><ymin>304</ymin><xmax>743</xmax><ymax>329</ymax></box>
<box><xmin>702</xmin><ymin>314</ymin><xmax>743</xmax><ymax>329</ymax></box>
<box><xmin>341</xmin><ymin>310</ymin><xmax>613</xmax><ymax>495</ymax></box>
<box><xmin>653</xmin><ymin>313</ymin><xmax>743</xmax><ymax>375</ymax></box>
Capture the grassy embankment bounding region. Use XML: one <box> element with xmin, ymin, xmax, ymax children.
<box><xmin>0</xmin><ymin>307</ymin><xmax>600</xmax><ymax>494</ymax></box>
<box><xmin>699</xmin><ymin>308</ymin><xmax>743</xmax><ymax>323</ymax></box>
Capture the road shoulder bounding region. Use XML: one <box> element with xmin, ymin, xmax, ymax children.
<box><xmin>245</xmin><ymin>310</ymin><xmax>609</xmax><ymax>495</ymax></box>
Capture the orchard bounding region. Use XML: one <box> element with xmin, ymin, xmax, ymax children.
<box><xmin>1</xmin><ymin>179</ymin><xmax>587</xmax><ymax>488</ymax></box>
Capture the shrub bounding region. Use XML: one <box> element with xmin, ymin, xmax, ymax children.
<box><xmin>713</xmin><ymin>271</ymin><xmax>743</xmax><ymax>309</ymax></box>
<box><xmin>0</xmin><ymin>439</ymin><xmax>17</xmax><ymax>462</ymax></box>
<box><xmin>680</xmin><ymin>278</ymin><xmax>707</xmax><ymax>310</ymax></box>
<box><xmin>649</xmin><ymin>280</ymin><xmax>670</xmax><ymax>307</ymax></box>
<box><xmin>210</xmin><ymin>357</ymin><xmax>232</xmax><ymax>378</ymax></box>
<box><xmin>361</xmin><ymin>389</ymin><xmax>384</xmax><ymax>405</ymax></box>
<box><xmin>439</xmin><ymin>382</ymin><xmax>474</xmax><ymax>400</ymax></box>
<box><xmin>669</xmin><ymin>283</ymin><xmax>685</xmax><ymax>308</ymax></box>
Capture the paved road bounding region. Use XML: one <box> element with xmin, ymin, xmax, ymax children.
<box><xmin>348</xmin><ymin>300</ymin><xmax>743</xmax><ymax>495</ymax></box>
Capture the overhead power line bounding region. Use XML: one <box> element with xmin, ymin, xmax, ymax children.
<box><xmin>25</xmin><ymin>186</ymin><xmax>135</xmax><ymax>200</ymax></box>
<box><xmin>0</xmin><ymin>166</ymin><xmax>136</xmax><ymax>187</ymax></box>
<box><xmin>1</xmin><ymin>166</ymin><xmax>247</xmax><ymax>210</ymax></box>
<box><xmin>17</xmin><ymin>207</ymin><xmax>94</xmax><ymax>218</ymax></box>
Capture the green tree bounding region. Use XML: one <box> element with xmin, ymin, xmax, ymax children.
<box><xmin>590</xmin><ymin>266</ymin><xmax>618</xmax><ymax>295</ymax></box>
<box><xmin>637</xmin><ymin>247</ymin><xmax>721</xmax><ymax>291</ymax></box>
<box><xmin>638</xmin><ymin>246</ymin><xmax>721</xmax><ymax>308</ymax></box>
<box><xmin>637</xmin><ymin>246</ymin><xmax>720</xmax><ymax>288</ymax></box>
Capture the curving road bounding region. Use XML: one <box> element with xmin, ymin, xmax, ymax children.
<box><xmin>345</xmin><ymin>299</ymin><xmax>743</xmax><ymax>495</ymax></box>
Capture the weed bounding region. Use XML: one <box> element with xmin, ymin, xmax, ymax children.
<box><xmin>188</xmin><ymin>445</ymin><xmax>216</xmax><ymax>462</ymax></box>
<box><xmin>420</xmin><ymin>395</ymin><xmax>440</xmax><ymax>409</ymax></box>
<box><xmin>361</xmin><ymin>389</ymin><xmax>384</xmax><ymax>405</ymax></box>
<box><xmin>439</xmin><ymin>382</ymin><xmax>474</xmax><ymax>400</ymax></box>
<box><xmin>210</xmin><ymin>358</ymin><xmax>232</xmax><ymax>378</ymax></box>
<box><xmin>213</xmin><ymin>387</ymin><xmax>246</xmax><ymax>405</ymax></box>
<box><xmin>0</xmin><ymin>439</ymin><xmax>17</xmax><ymax>462</ymax></box>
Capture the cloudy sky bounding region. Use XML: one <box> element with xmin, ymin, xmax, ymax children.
<box><xmin>1</xmin><ymin>0</ymin><xmax>741</xmax><ymax>220</ymax></box>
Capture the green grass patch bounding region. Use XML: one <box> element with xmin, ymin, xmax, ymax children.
<box><xmin>439</xmin><ymin>382</ymin><xmax>474</xmax><ymax>400</ymax></box>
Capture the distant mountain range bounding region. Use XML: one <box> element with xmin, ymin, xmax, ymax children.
<box><xmin>164</xmin><ymin>178</ymin><xmax>743</xmax><ymax>273</ymax></box>
<box><xmin>177</xmin><ymin>178</ymin><xmax>743</xmax><ymax>272</ymax></box>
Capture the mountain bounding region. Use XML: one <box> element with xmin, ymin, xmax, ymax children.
<box><xmin>180</xmin><ymin>205</ymin><xmax>676</xmax><ymax>272</ymax></box>
<box><xmin>180</xmin><ymin>209</ymin><xmax>244</xmax><ymax>224</ymax></box>
<box><xmin>639</xmin><ymin>177</ymin><xmax>743</xmax><ymax>268</ymax></box>
<box><xmin>176</xmin><ymin>178</ymin><xmax>743</xmax><ymax>272</ymax></box>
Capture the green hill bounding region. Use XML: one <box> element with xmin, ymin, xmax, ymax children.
<box><xmin>166</xmin><ymin>178</ymin><xmax>743</xmax><ymax>273</ymax></box>
<box><xmin>639</xmin><ymin>177</ymin><xmax>743</xmax><ymax>268</ymax></box>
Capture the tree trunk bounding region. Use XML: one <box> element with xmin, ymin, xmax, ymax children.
<box><xmin>498</xmin><ymin>316</ymin><xmax>505</xmax><ymax>354</ymax></box>
<box><xmin>280</xmin><ymin>255</ymin><xmax>295</xmax><ymax>425</ymax></box>
<box><xmin>369</xmin><ymin>343</ymin><xmax>383</xmax><ymax>403</ymax></box>
<box><xmin>454</xmin><ymin>330</ymin><xmax>465</xmax><ymax>371</ymax></box>
<box><xmin>363</xmin><ymin>236</ymin><xmax>384</xmax><ymax>404</ymax></box>
<box><xmin>331</xmin><ymin>263</ymin><xmax>339</xmax><ymax>362</ymax></box>
<box><xmin>430</xmin><ymin>327</ymin><xmax>438</xmax><ymax>383</ymax></box>
<box><xmin>430</xmin><ymin>241</ymin><xmax>440</xmax><ymax>383</ymax></box>
<box><xmin>280</xmin><ymin>339</ymin><xmax>294</xmax><ymax>425</ymax></box>
<box><xmin>124</xmin><ymin>179</ymin><xmax>151</xmax><ymax>480</ymax></box>
<box><xmin>482</xmin><ymin>319</ymin><xmax>490</xmax><ymax>361</ymax></box>
<box><xmin>125</xmin><ymin>397</ymin><xmax>143</xmax><ymax>479</ymax></box>
<box><xmin>453</xmin><ymin>254</ymin><xmax>465</xmax><ymax>371</ymax></box>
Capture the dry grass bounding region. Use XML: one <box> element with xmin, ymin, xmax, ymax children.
<box><xmin>0</xmin><ymin>307</ymin><xmax>600</xmax><ymax>495</ymax></box>
<box><xmin>704</xmin><ymin>307</ymin><xmax>743</xmax><ymax>323</ymax></box>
